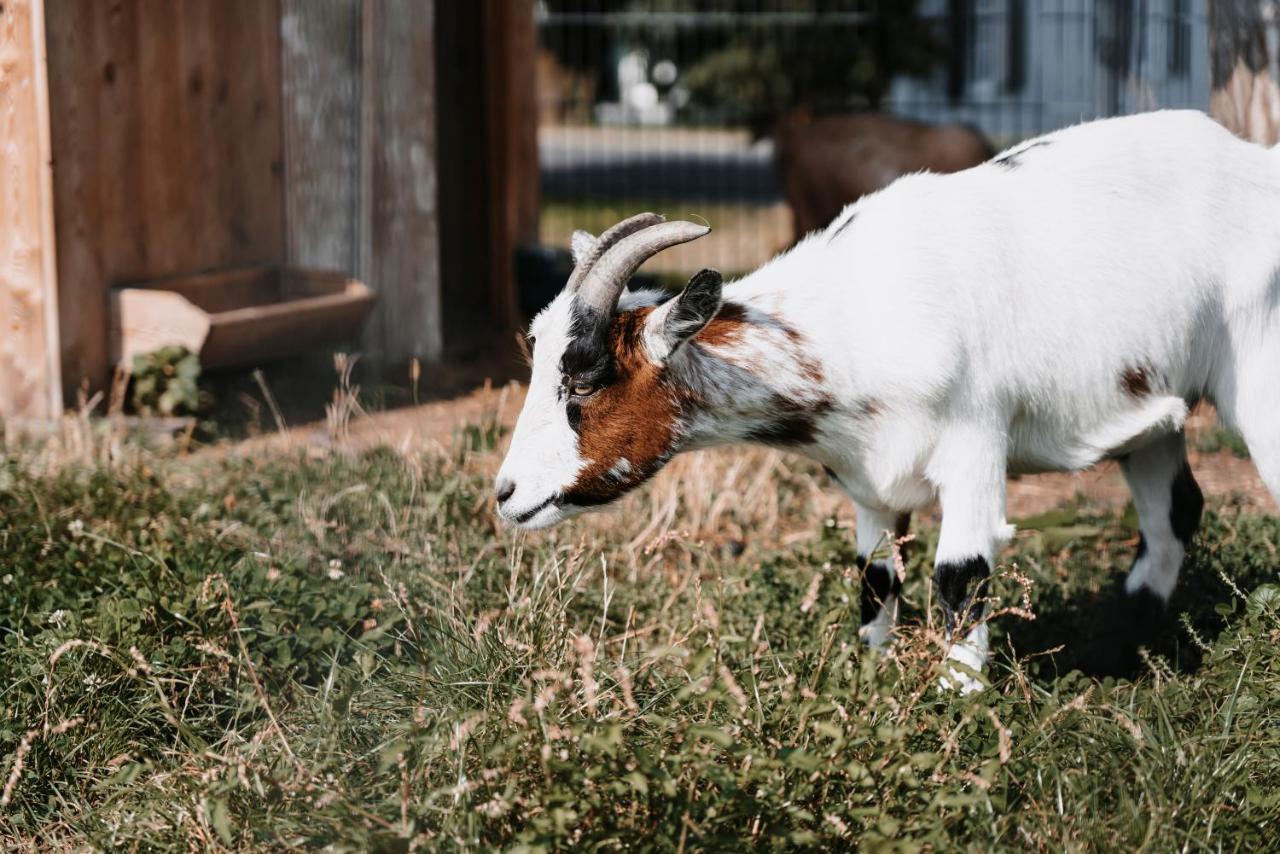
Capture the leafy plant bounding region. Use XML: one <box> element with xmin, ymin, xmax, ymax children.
<box><xmin>129</xmin><ymin>346</ymin><xmax>203</xmax><ymax>417</ymax></box>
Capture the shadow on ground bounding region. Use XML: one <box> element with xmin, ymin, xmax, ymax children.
<box><xmin>997</xmin><ymin>507</ymin><xmax>1280</xmax><ymax>683</ymax></box>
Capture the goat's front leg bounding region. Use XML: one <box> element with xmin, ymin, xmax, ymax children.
<box><xmin>854</xmin><ymin>503</ymin><xmax>910</xmax><ymax>648</ymax></box>
<box><xmin>928</xmin><ymin>427</ymin><xmax>1013</xmax><ymax>694</ymax></box>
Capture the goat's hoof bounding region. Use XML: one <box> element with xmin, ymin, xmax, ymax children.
<box><xmin>939</xmin><ymin>667</ymin><xmax>986</xmax><ymax>695</ymax></box>
<box><xmin>857</xmin><ymin>622</ymin><xmax>894</xmax><ymax>650</ymax></box>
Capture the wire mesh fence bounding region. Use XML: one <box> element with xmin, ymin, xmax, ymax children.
<box><xmin>536</xmin><ymin>0</ymin><xmax>1212</xmax><ymax>275</ymax></box>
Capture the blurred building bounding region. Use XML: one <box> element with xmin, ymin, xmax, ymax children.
<box><xmin>891</xmin><ymin>0</ymin><xmax>1210</xmax><ymax>138</ymax></box>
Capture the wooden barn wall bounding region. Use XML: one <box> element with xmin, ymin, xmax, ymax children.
<box><xmin>44</xmin><ymin>0</ymin><xmax>285</xmax><ymax>396</ymax></box>
<box><xmin>280</xmin><ymin>0</ymin><xmax>441</xmax><ymax>367</ymax></box>
<box><xmin>0</xmin><ymin>0</ymin><xmax>61</xmax><ymax>419</ymax></box>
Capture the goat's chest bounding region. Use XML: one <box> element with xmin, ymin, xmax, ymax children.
<box><xmin>808</xmin><ymin>415</ymin><xmax>937</xmax><ymax>512</ymax></box>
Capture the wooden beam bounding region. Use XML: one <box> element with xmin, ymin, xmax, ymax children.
<box><xmin>483</xmin><ymin>0</ymin><xmax>537</xmax><ymax>335</ymax></box>
<box><xmin>280</xmin><ymin>0</ymin><xmax>361</xmax><ymax>273</ymax></box>
<box><xmin>367</xmin><ymin>0</ymin><xmax>443</xmax><ymax>365</ymax></box>
<box><xmin>0</xmin><ymin>0</ymin><xmax>61</xmax><ymax>419</ymax></box>
<box><xmin>1209</xmin><ymin>0</ymin><xmax>1280</xmax><ymax>145</ymax></box>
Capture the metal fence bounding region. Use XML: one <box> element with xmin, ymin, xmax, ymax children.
<box><xmin>536</xmin><ymin>1</ymin><xmax>1212</xmax><ymax>274</ymax></box>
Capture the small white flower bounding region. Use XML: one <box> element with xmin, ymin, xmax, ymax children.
<box><xmin>48</xmin><ymin>609</ymin><xmax>68</xmax><ymax>628</ymax></box>
<box><xmin>327</xmin><ymin>559</ymin><xmax>344</xmax><ymax>580</ymax></box>
<box><xmin>68</xmin><ymin>520</ymin><xmax>84</xmax><ymax>537</ymax></box>
<box><xmin>1</xmin><ymin>574</ymin><xmax>12</xmax><ymax>585</ymax></box>
<box><xmin>84</xmin><ymin>674</ymin><xmax>104</xmax><ymax>693</ymax></box>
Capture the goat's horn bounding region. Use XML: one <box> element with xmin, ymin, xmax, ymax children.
<box><xmin>566</xmin><ymin>212</ymin><xmax>666</xmax><ymax>293</ymax></box>
<box><xmin>576</xmin><ymin>220</ymin><xmax>711</xmax><ymax>316</ymax></box>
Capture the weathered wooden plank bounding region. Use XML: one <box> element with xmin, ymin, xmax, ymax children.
<box><xmin>45</xmin><ymin>0</ymin><xmax>104</xmax><ymax>400</ymax></box>
<box><xmin>368</xmin><ymin>0</ymin><xmax>442</xmax><ymax>364</ymax></box>
<box><xmin>220</xmin><ymin>0</ymin><xmax>285</xmax><ymax>264</ymax></box>
<box><xmin>94</xmin><ymin>0</ymin><xmax>146</xmax><ymax>279</ymax></box>
<box><xmin>482</xmin><ymin>0</ymin><xmax>535</xmax><ymax>335</ymax></box>
<box><xmin>0</xmin><ymin>0</ymin><xmax>61</xmax><ymax>418</ymax></box>
<box><xmin>280</xmin><ymin>0</ymin><xmax>361</xmax><ymax>272</ymax></box>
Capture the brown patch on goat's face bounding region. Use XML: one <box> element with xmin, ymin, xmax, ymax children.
<box><xmin>1120</xmin><ymin>364</ymin><xmax>1152</xmax><ymax>397</ymax></box>
<box><xmin>561</xmin><ymin>308</ymin><xmax>690</xmax><ymax>507</ymax></box>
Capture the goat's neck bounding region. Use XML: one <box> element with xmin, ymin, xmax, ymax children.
<box><xmin>670</xmin><ymin>271</ymin><xmax>834</xmax><ymax>452</ymax></box>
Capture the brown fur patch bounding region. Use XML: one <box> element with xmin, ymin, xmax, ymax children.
<box><xmin>695</xmin><ymin>301</ymin><xmax>750</xmax><ymax>348</ymax></box>
<box><xmin>1120</xmin><ymin>365</ymin><xmax>1152</xmax><ymax>397</ymax></box>
<box><xmin>562</xmin><ymin>308</ymin><xmax>687</xmax><ymax>506</ymax></box>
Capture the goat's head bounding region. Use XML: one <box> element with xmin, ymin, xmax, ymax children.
<box><xmin>495</xmin><ymin>214</ymin><xmax>720</xmax><ymax>529</ymax></box>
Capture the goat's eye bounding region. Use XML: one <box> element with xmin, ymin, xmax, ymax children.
<box><xmin>570</xmin><ymin>381</ymin><xmax>597</xmax><ymax>397</ymax></box>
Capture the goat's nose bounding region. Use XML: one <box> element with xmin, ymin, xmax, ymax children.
<box><xmin>495</xmin><ymin>478</ymin><xmax>516</xmax><ymax>505</ymax></box>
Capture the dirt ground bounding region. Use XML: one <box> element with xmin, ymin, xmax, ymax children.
<box><xmin>227</xmin><ymin>380</ymin><xmax>1277</xmax><ymax>521</ymax></box>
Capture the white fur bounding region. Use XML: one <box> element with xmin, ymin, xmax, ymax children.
<box><xmin>500</xmin><ymin>111</ymin><xmax>1280</xmax><ymax>686</ymax></box>
<box><xmin>495</xmin><ymin>296</ymin><xmax>586</xmax><ymax>529</ymax></box>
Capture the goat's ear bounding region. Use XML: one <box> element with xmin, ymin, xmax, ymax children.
<box><xmin>644</xmin><ymin>269</ymin><xmax>723</xmax><ymax>363</ymax></box>
<box><xmin>570</xmin><ymin>230</ymin><xmax>596</xmax><ymax>266</ymax></box>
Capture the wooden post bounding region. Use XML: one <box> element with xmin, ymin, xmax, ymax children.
<box><xmin>1209</xmin><ymin>0</ymin><xmax>1280</xmax><ymax>145</ymax></box>
<box><xmin>483</xmin><ymin>0</ymin><xmax>538</xmax><ymax>334</ymax></box>
<box><xmin>368</xmin><ymin>0</ymin><xmax>443</xmax><ymax>365</ymax></box>
<box><xmin>0</xmin><ymin>0</ymin><xmax>61</xmax><ymax>419</ymax></box>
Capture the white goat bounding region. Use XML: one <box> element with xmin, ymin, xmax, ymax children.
<box><xmin>495</xmin><ymin>110</ymin><xmax>1280</xmax><ymax>691</ymax></box>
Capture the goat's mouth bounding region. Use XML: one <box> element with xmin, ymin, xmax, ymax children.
<box><xmin>512</xmin><ymin>495</ymin><xmax>559</xmax><ymax>525</ymax></box>
<box><xmin>503</xmin><ymin>494</ymin><xmax>578</xmax><ymax>530</ymax></box>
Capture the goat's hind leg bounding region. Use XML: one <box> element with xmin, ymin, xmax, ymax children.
<box><xmin>1117</xmin><ymin>432</ymin><xmax>1203</xmax><ymax>651</ymax></box>
<box><xmin>1120</xmin><ymin>431</ymin><xmax>1203</xmax><ymax>603</ymax></box>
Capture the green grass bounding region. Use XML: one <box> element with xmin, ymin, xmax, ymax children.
<box><xmin>1194</xmin><ymin>425</ymin><xmax>1252</xmax><ymax>459</ymax></box>
<box><xmin>2</xmin><ymin>434</ymin><xmax>1280</xmax><ymax>850</ymax></box>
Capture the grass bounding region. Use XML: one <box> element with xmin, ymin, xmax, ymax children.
<box><xmin>1194</xmin><ymin>425</ymin><xmax>1252</xmax><ymax>460</ymax></box>
<box><xmin>2</xmin><ymin>419</ymin><xmax>1280</xmax><ymax>850</ymax></box>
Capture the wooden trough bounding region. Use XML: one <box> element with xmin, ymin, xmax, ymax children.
<box><xmin>110</xmin><ymin>267</ymin><xmax>376</xmax><ymax>370</ymax></box>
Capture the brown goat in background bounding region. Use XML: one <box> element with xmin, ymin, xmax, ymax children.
<box><xmin>773</xmin><ymin>109</ymin><xmax>995</xmax><ymax>242</ymax></box>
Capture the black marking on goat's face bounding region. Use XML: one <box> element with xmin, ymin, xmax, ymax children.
<box><xmin>858</xmin><ymin>557</ymin><xmax>902</xmax><ymax>626</ymax></box>
<box><xmin>1169</xmin><ymin>458</ymin><xmax>1204</xmax><ymax>546</ymax></box>
<box><xmin>559</xmin><ymin>300</ymin><xmax>615</xmax><ymax>411</ymax></box>
<box><xmin>935</xmin><ymin>555</ymin><xmax>990</xmax><ymax>633</ymax></box>
<box><xmin>992</xmin><ymin>139</ymin><xmax>1052</xmax><ymax>169</ymax></box>
<box><xmin>559</xmin><ymin>306</ymin><xmax>694</xmax><ymax>509</ymax></box>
